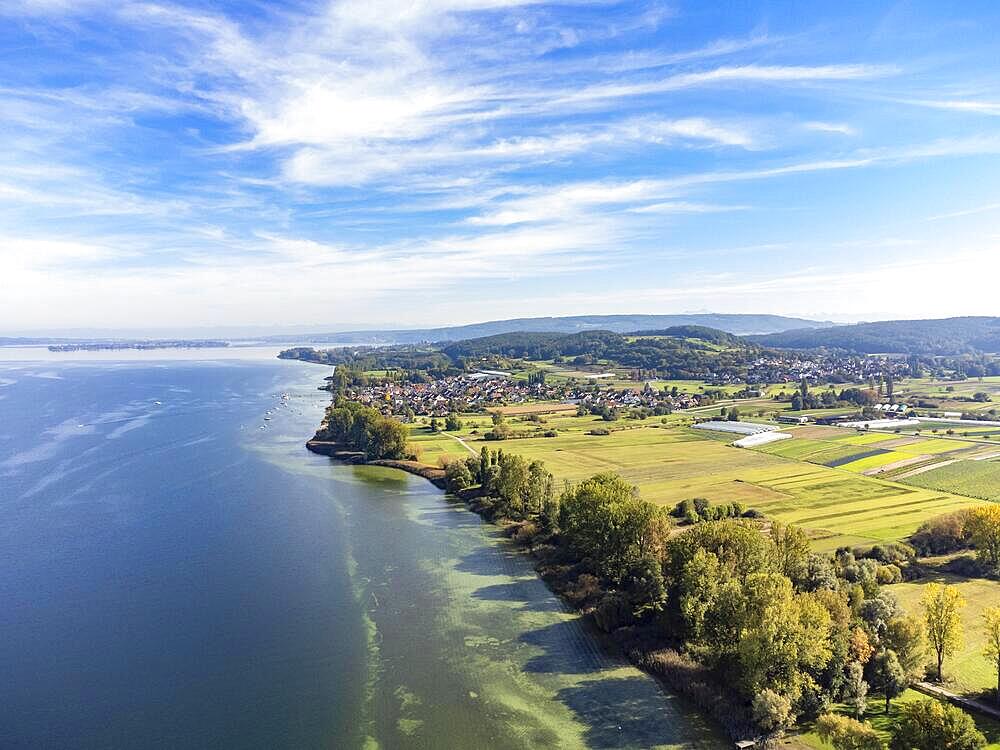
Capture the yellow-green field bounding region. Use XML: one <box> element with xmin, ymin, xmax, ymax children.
<box><xmin>407</xmin><ymin>412</ymin><xmax>984</xmax><ymax>551</ymax></box>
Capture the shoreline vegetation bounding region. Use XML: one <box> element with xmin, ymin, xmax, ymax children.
<box><xmin>305</xmin><ymin>395</ymin><xmax>1000</xmax><ymax>749</ymax></box>
<box><xmin>305</xmin><ymin>436</ymin><xmax>767</xmax><ymax>744</ymax></box>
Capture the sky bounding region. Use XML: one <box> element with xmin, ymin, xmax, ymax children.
<box><xmin>2</xmin><ymin>0</ymin><xmax>1000</xmax><ymax>334</ymax></box>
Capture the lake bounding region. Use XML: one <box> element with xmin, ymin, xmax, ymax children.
<box><xmin>0</xmin><ymin>352</ymin><xmax>723</xmax><ymax>749</ymax></box>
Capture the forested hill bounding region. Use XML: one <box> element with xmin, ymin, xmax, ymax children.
<box><xmin>262</xmin><ymin>313</ymin><xmax>829</xmax><ymax>344</ymax></box>
<box><xmin>441</xmin><ymin>328</ymin><xmax>761</xmax><ymax>378</ymax></box>
<box><xmin>280</xmin><ymin>327</ymin><xmax>763</xmax><ymax>380</ymax></box>
<box><xmin>749</xmin><ymin>316</ymin><xmax>1000</xmax><ymax>355</ymax></box>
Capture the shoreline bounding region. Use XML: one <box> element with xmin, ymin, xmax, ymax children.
<box><xmin>304</xmin><ymin>435</ymin><xmax>812</xmax><ymax>747</ymax></box>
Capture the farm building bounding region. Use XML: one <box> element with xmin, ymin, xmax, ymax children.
<box><xmin>692</xmin><ymin>421</ymin><xmax>779</xmax><ymax>436</ymax></box>
<box><xmin>777</xmin><ymin>415</ymin><xmax>809</xmax><ymax>425</ymax></box>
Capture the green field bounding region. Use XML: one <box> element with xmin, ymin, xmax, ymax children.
<box><xmin>890</xmin><ymin>572</ymin><xmax>1000</xmax><ymax>698</ymax></box>
<box><xmin>407</xmin><ymin>412</ymin><xmax>983</xmax><ymax>551</ymax></box>
<box><xmin>903</xmin><ymin>459</ymin><xmax>1000</xmax><ymax>502</ymax></box>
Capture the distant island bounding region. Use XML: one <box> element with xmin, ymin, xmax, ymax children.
<box><xmin>47</xmin><ymin>340</ymin><xmax>230</xmax><ymax>352</ymax></box>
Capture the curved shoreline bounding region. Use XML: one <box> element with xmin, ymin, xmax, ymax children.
<box><xmin>303</xmin><ymin>436</ymin><xmax>792</xmax><ymax>747</ymax></box>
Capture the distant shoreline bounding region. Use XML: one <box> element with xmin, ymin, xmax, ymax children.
<box><xmin>47</xmin><ymin>340</ymin><xmax>230</xmax><ymax>352</ymax></box>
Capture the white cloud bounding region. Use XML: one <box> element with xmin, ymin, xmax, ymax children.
<box><xmin>803</xmin><ymin>121</ymin><xmax>856</xmax><ymax>135</ymax></box>
<box><xmin>900</xmin><ymin>98</ymin><xmax>1000</xmax><ymax>117</ymax></box>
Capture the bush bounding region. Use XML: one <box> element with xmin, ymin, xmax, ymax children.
<box><xmin>815</xmin><ymin>713</ymin><xmax>884</xmax><ymax>750</ymax></box>
<box><xmin>752</xmin><ymin>689</ymin><xmax>793</xmax><ymax>734</ymax></box>
<box><xmin>910</xmin><ymin>510</ymin><xmax>975</xmax><ymax>556</ymax></box>
<box><xmin>890</xmin><ymin>698</ymin><xmax>985</xmax><ymax>750</ymax></box>
<box><xmin>633</xmin><ymin>647</ymin><xmax>754</xmax><ymax>740</ymax></box>
<box><xmin>513</xmin><ymin>521</ymin><xmax>540</xmax><ymax>545</ymax></box>
<box><xmin>444</xmin><ymin>460</ymin><xmax>474</xmax><ymax>493</ymax></box>
<box><xmin>592</xmin><ymin>593</ymin><xmax>636</xmax><ymax>632</ymax></box>
<box><xmin>876</xmin><ymin>564</ymin><xmax>903</xmax><ymax>585</ymax></box>
<box><xmin>862</xmin><ymin>543</ymin><xmax>915</xmax><ymax>565</ymax></box>
<box><xmin>564</xmin><ymin>573</ymin><xmax>603</xmax><ymax>606</ymax></box>
<box><xmin>588</xmin><ymin>427</ymin><xmax>611</xmax><ymax>436</ymax></box>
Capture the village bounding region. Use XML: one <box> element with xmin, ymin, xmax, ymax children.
<box><xmin>327</xmin><ymin>371</ymin><xmax>704</xmax><ymax>418</ymax></box>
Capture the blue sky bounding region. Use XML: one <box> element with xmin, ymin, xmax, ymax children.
<box><xmin>3</xmin><ymin>0</ymin><xmax>1000</xmax><ymax>333</ymax></box>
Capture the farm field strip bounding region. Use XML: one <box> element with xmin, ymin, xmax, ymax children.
<box><xmin>901</xmin><ymin>458</ymin><xmax>1000</xmax><ymax>502</ymax></box>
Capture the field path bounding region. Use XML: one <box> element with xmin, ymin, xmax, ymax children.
<box><xmin>896</xmin><ymin>458</ymin><xmax>959</xmax><ymax>480</ymax></box>
<box><xmin>444</xmin><ymin>432</ymin><xmax>478</xmax><ymax>456</ymax></box>
<box><xmin>862</xmin><ymin>454</ymin><xmax>929</xmax><ymax>476</ymax></box>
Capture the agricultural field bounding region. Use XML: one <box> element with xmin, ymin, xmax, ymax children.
<box><xmin>903</xmin><ymin>458</ymin><xmax>1000</xmax><ymax>502</ymax></box>
<box><xmin>896</xmin><ymin>420</ymin><xmax>1000</xmax><ymax>438</ymax></box>
<box><xmin>890</xmin><ymin>572</ymin><xmax>1000</xmax><ymax>698</ymax></box>
<box><xmin>406</xmin><ymin>411</ymin><xmax>984</xmax><ymax>551</ymax></box>
<box><xmin>897</xmin><ymin>376</ymin><xmax>1000</xmax><ymax>415</ymax></box>
<box><xmin>750</xmin><ymin>425</ymin><xmax>986</xmax><ymax>479</ymax></box>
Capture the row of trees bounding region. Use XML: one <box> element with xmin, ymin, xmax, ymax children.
<box><xmin>445</xmin><ymin>447</ymin><xmax>558</xmax><ymax>523</ymax></box>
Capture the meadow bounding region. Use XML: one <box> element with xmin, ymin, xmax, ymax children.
<box><xmin>407</xmin><ymin>410</ymin><xmax>984</xmax><ymax>551</ymax></box>
<box><xmin>890</xmin><ymin>572</ymin><xmax>1000</xmax><ymax>698</ymax></box>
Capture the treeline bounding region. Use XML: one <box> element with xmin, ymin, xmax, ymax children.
<box><xmin>438</xmin><ymin>455</ymin><xmax>992</xmax><ymax>744</ymax></box>
<box><xmin>315</xmin><ymin>400</ymin><xmax>410</xmax><ymax>460</ymax></box>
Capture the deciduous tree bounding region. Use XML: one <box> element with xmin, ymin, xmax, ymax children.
<box><xmin>871</xmin><ymin>649</ymin><xmax>907</xmax><ymax>713</ymax></box>
<box><xmin>968</xmin><ymin>505</ymin><xmax>1000</xmax><ymax>571</ymax></box>
<box><xmin>983</xmin><ymin>606</ymin><xmax>1000</xmax><ymax>706</ymax></box>
<box><xmin>889</xmin><ymin>698</ymin><xmax>985</xmax><ymax>750</ymax></box>
<box><xmin>922</xmin><ymin>583</ymin><xmax>966</xmax><ymax>681</ymax></box>
<box><xmin>815</xmin><ymin>713</ymin><xmax>885</xmax><ymax>750</ymax></box>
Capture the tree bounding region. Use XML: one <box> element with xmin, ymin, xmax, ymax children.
<box><xmin>815</xmin><ymin>713</ymin><xmax>885</xmax><ymax>750</ymax></box>
<box><xmin>967</xmin><ymin>505</ymin><xmax>1000</xmax><ymax>571</ymax></box>
<box><xmin>850</xmin><ymin>627</ymin><xmax>876</xmax><ymax>665</ymax></box>
<box><xmin>444</xmin><ymin>460</ymin><xmax>473</xmax><ymax>493</ymax></box>
<box><xmin>871</xmin><ymin>649</ymin><xmax>907</xmax><ymax>713</ymax></box>
<box><xmin>444</xmin><ymin>413</ymin><xmax>463</xmax><ymax>431</ymax></box>
<box><xmin>884</xmin><ymin>615</ymin><xmax>928</xmax><ymax>680</ymax></box>
<box><xmin>752</xmin><ymin>689</ymin><xmax>793</xmax><ymax>734</ymax></box>
<box><xmin>770</xmin><ymin>522</ymin><xmax>810</xmax><ymax>585</ymax></box>
<box><xmin>844</xmin><ymin>660</ymin><xmax>869</xmax><ymax>719</ymax></box>
<box><xmin>890</xmin><ymin>698</ymin><xmax>985</xmax><ymax>750</ymax></box>
<box><xmin>559</xmin><ymin>473</ymin><xmax>670</xmax><ymax>582</ymax></box>
<box><xmin>983</xmin><ymin>606</ymin><xmax>1000</xmax><ymax>706</ymax></box>
<box><xmin>922</xmin><ymin>583</ymin><xmax>966</xmax><ymax>681</ymax></box>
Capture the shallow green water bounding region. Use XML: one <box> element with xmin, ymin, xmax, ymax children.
<box><xmin>261</xmin><ymin>448</ymin><xmax>726</xmax><ymax>749</ymax></box>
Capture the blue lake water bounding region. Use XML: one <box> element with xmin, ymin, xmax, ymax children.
<box><xmin>0</xmin><ymin>353</ymin><xmax>723</xmax><ymax>749</ymax></box>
